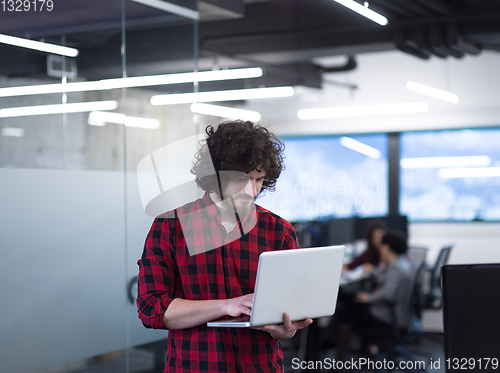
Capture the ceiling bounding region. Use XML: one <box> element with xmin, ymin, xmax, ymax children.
<box><xmin>1</xmin><ymin>0</ymin><xmax>500</xmax><ymax>92</ymax></box>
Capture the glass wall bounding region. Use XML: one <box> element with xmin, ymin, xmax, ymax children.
<box><xmin>257</xmin><ymin>134</ymin><xmax>389</xmax><ymax>222</ymax></box>
<box><xmin>123</xmin><ymin>4</ymin><xmax>201</xmax><ymax>373</ymax></box>
<box><xmin>0</xmin><ymin>2</ymin><xmax>198</xmax><ymax>372</ymax></box>
<box><xmin>400</xmin><ymin>128</ymin><xmax>500</xmax><ymax>221</ymax></box>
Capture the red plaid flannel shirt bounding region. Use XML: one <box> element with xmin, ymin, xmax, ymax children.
<box><xmin>137</xmin><ymin>192</ymin><xmax>299</xmax><ymax>373</ymax></box>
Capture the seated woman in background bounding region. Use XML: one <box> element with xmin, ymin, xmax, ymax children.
<box><xmin>336</xmin><ymin>230</ymin><xmax>413</xmax><ymax>360</ymax></box>
<box><xmin>343</xmin><ymin>219</ymin><xmax>386</xmax><ymax>273</ymax></box>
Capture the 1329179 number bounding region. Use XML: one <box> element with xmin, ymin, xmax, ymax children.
<box><xmin>446</xmin><ymin>358</ymin><xmax>499</xmax><ymax>370</ymax></box>
<box><xmin>1</xmin><ymin>0</ymin><xmax>54</xmax><ymax>11</ymax></box>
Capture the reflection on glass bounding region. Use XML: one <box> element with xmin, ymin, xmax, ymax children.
<box><xmin>400</xmin><ymin>128</ymin><xmax>500</xmax><ymax>221</ymax></box>
<box><xmin>0</xmin><ymin>1</ymin><xmax>200</xmax><ymax>372</ymax></box>
<box><xmin>257</xmin><ymin>134</ymin><xmax>388</xmax><ymax>222</ymax></box>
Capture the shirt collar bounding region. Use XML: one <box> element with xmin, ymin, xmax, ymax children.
<box><xmin>202</xmin><ymin>192</ymin><xmax>220</xmax><ymax>221</ymax></box>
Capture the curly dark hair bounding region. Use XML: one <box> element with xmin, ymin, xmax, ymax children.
<box><xmin>381</xmin><ymin>230</ymin><xmax>408</xmax><ymax>255</ymax></box>
<box><xmin>191</xmin><ymin>120</ymin><xmax>285</xmax><ymax>197</ymax></box>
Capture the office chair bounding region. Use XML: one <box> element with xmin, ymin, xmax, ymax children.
<box><xmin>355</xmin><ymin>261</ymin><xmax>429</xmax><ymax>372</ymax></box>
<box><xmin>425</xmin><ymin>246</ymin><xmax>453</xmax><ymax>310</ymax></box>
<box><xmin>407</xmin><ymin>247</ymin><xmax>428</xmax><ymax>267</ymax></box>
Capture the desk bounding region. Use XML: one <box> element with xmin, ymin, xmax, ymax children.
<box><xmin>339</xmin><ymin>269</ymin><xmax>372</xmax><ymax>293</ymax></box>
<box><xmin>340</xmin><ymin>269</ymin><xmax>367</xmax><ymax>285</ymax></box>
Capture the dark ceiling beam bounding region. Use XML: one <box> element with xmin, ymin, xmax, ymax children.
<box><xmin>427</xmin><ymin>24</ymin><xmax>464</xmax><ymax>58</ymax></box>
<box><xmin>370</xmin><ymin>0</ymin><xmax>417</xmax><ymax>18</ymax></box>
<box><xmin>394</xmin><ymin>28</ymin><xmax>431</xmax><ymax>59</ymax></box>
<box><xmin>388</xmin><ymin>0</ymin><xmax>438</xmax><ymax>17</ymax></box>
<box><xmin>314</xmin><ymin>56</ymin><xmax>357</xmax><ymax>73</ymax></box>
<box><xmin>200</xmin><ymin>1</ymin><xmax>393</xmax><ymax>57</ymax></box>
<box><xmin>266</xmin><ymin>62</ymin><xmax>322</xmax><ymax>89</ymax></box>
<box><xmin>1</xmin><ymin>0</ymin><xmax>500</xmax><ymax>80</ymax></box>
<box><xmin>454</xmin><ymin>37</ymin><xmax>482</xmax><ymax>55</ymax></box>
<box><xmin>200</xmin><ymin>26</ymin><xmax>392</xmax><ymax>56</ymax></box>
<box><xmin>426</xmin><ymin>25</ymin><xmax>453</xmax><ymax>58</ymax></box>
<box><xmin>393</xmin><ymin>21</ymin><xmax>484</xmax><ymax>60</ymax></box>
<box><xmin>198</xmin><ymin>0</ymin><xmax>500</xmax><ymax>60</ymax></box>
<box><xmin>446</xmin><ymin>24</ymin><xmax>482</xmax><ymax>56</ymax></box>
<box><xmin>414</xmin><ymin>0</ymin><xmax>452</xmax><ymax>16</ymax></box>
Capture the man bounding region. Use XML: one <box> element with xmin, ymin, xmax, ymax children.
<box><xmin>136</xmin><ymin>120</ymin><xmax>312</xmax><ymax>373</ymax></box>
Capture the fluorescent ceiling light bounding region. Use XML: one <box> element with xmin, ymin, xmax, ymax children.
<box><xmin>0</xmin><ymin>68</ymin><xmax>263</xmax><ymax>98</ymax></box>
<box><xmin>401</xmin><ymin>156</ymin><xmax>491</xmax><ymax>169</ymax></box>
<box><xmin>406</xmin><ymin>81</ymin><xmax>459</xmax><ymax>104</ymax></box>
<box><xmin>297</xmin><ymin>102</ymin><xmax>429</xmax><ymax>120</ymax></box>
<box><xmin>0</xmin><ymin>33</ymin><xmax>78</xmax><ymax>57</ymax></box>
<box><xmin>0</xmin><ymin>101</ymin><xmax>118</xmax><ymax>118</ymax></box>
<box><xmin>88</xmin><ymin>111</ymin><xmax>161</xmax><ymax>129</ymax></box>
<box><xmin>340</xmin><ymin>137</ymin><xmax>381</xmax><ymax>159</ymax></box>
<box><xmin>129</xmin><ymin>0</ymin><xmax>199</xmax><ymax>20</ymax></box>
<box><xmin>151</xmin><ymin>86</ymin><xmax>295</xmax><ymax>105</ymax></box>
<box><xmin>1</xmin><ymin>127</ymin><xmax>25</xmax><ymax>137</ymax></box>
<box><xmin>438</xmin><ymin>167</ymin><xmax>500</xmax><ymax>179</ymax></box>
<box><xmin>333</xmin><ymin>0</ymin><xmax>388</xmax><ymax>26</ymax></box>
<box><xmin>190</xmin><ymin>103</ymin><xmax>261</xmax><ymax>122</ymax></box>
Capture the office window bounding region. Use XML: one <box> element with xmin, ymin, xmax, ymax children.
<box><xmin>257</xmin><ymin>134</ymin><xmax>388</xmax><ymax>222</ymax></box>
<box><xmin>400</xmin><ymin>128</ymin><xmax>500</xmax><ymax>221</ymax></box>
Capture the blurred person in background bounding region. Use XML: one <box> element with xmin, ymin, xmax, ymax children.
<box><xmin>335</xmin><ymin>230</ymin><xmax>413</xmax><ymax>361</ymax></box>
<box><xmin>343</xmin><ymin>219</ymin><xmax>386</xmax><ymax>273</ymax></box>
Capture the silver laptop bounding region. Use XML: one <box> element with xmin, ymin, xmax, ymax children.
<box><xmin>207</xmin><ymin>245</ymin><xmax>345</xmax><ymax>328</ymax></box>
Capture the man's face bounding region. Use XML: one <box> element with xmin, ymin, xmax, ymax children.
<box><xmin>218</xmin><ymin>168</ymin><xmax>267</xmax><ymax>215</ymax></box>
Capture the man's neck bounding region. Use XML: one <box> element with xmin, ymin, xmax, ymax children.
<box><xmin>384</xmin><ymin>252</ymin><xmax>398</xmax><ymax>265</ymax></box>
<box><xmin>209</xmin><ymin>192</ymin><xmax>237</xmax><ymax>223</ymax></box>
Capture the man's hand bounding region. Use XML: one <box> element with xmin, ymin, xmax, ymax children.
<box><xmin>253</xmin><ymin>313</ymin><xmax>313</xmax><ymax>340</ymax></box>
<box><xmin>226</xmin><ymin>293</ymin><xmax>254</xmax><ymax>317</ymax></box>
<box><xmin>354</xmin><ymin>291</ymin><xmax>370</xmax><ymax>303</ymax></box>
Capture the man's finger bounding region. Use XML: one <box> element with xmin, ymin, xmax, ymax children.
<box><xmin>253</xmin><ymin>325</ymin><xmax>274</xmax><ymax>332</ymax></box>
<box><xmin>292</xmin><ymin>318</ymin><xmax>313</xmax><ymax>329</ymax></box>
<box><xmin>282</xmin><ymin>313</ymin><xmax>292</xmax><ymax>327</ymax></box>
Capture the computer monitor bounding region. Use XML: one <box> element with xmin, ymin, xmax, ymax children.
<box><xmin>325</xmin><ymin>215</ymin><xmax>408</xmax><ymax>245</ymax></box>
<box><xmin>442</xmin><ymin>264</ymin><xmax>500</xmax><ymax>372</ymax></box>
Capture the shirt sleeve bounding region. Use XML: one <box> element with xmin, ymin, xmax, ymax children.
<box><xmin>282</xmin><ymin>221</ymin><xmax>299</xmax><ymax>250</ymax></box>
<box><xmin>136</xmin><ymin>217</ymin><xmax>178</xmax><ymax>330</ymax></box>
<box><xmin>366</xmin><ymin>265</ymin><xmax>401</xmax><ymax>304</ymax></box>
